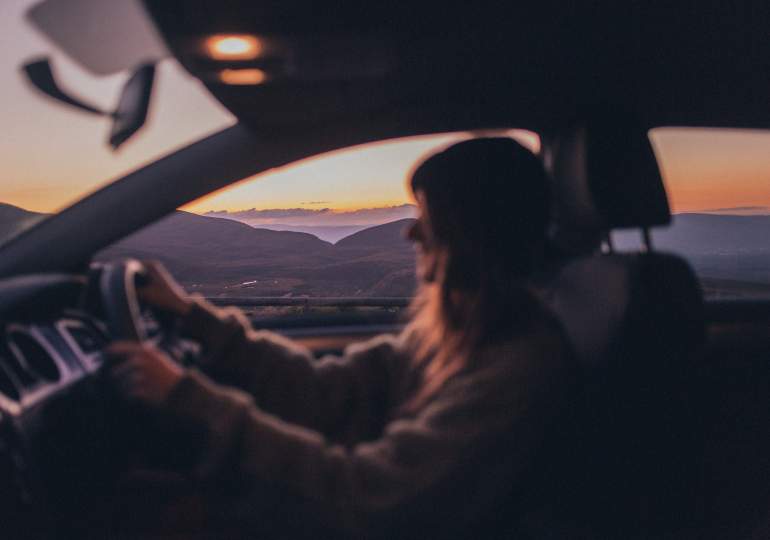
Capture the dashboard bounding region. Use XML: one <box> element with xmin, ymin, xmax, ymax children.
<box><xmin>0</xmin><ymin>270</ymin><xmax>392</xmax><ymax>418</ymax></box>
<box><xmin>0</xmin><ymin>314</ymin><xmax>106</xmax><ymax>415</ymax></box>
<box><xmin>0</xmin><ymin>271</ymin><xmax>179</xmax><ymax>419</ymax></box>
<box><xmin>0</xmin><ymin>268</ymin><xmax>386</xmax><ymax>538</ymax></box>
<box><xmin>0</xmin><ymin>274</ymin><xmax>107</xmax><ymax>416</ymax></box>
<box><xmin>0</xmin><ymin>271</ymin><xmax>179</xmax><ymax>537</ymax></box>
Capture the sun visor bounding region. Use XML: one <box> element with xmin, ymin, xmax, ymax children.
<box><xmin>26</xmin><ymin>0</ymin><xmax>169</xmax><ymax>76</ymax></box>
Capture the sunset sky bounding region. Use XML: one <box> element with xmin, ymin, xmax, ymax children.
<box><xmin>2</xmin><ymin>0</ymin><xmax>770</xmax><ymax>220</ymax></box>
<box><xmin>0</xmin><ymin>0</ymin><xmax>234</xmax><ymax>213</ymax></box>
<box><xmin>651</xmin><ymin>128</ymin><xmax>770</xmax><ymax>214</ymax></box>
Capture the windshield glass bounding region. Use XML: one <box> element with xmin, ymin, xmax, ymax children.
<box><xmin>0</xmin><ymin>0</ymin><xmax>234</xmax><ymax>245</ymax></box>
<box><xmin>95</xmin><ymin>129</ymin><xmax>539</xmax><ymax>325</ymax></box>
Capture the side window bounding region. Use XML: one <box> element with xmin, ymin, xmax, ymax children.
<box><xmin>97</xmin><ymin>130</ymin><xmax>539</xmax><ymax>322</ymax></box>
<box><xmin>614</xmin><ymin>128</ymin><xmax>770</xmax><ymax>300</ymax></box>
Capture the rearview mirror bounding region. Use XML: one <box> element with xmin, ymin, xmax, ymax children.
<box><xmin>21</xmin><ymin>57</ymin><xmax>156</xmax><ymax>150</ymax></box>
<box><xmin>108</xmin><ymin>63</ymin><xmax>155</xmax><ymax>149</ymax></box>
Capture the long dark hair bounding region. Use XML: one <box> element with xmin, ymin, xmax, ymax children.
<box><xmin>403</xmin><ymin>137</ymin><xmax>550</xmax><ymax>411</ymax></box>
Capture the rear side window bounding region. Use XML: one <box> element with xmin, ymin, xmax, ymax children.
<box><xmin>615</xmin><ymin>128</ymin><xmax>770</xmax><ymax>300</ymax></box>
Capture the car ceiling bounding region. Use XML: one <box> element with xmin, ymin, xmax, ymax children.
<box><xmin>141</xmin><ymin>0</ymin><xmax>770</xmax><ymax>131</ymax></box>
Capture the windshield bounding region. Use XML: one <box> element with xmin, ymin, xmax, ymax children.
<box><xmin>0</xmin><ymin>0</ymin><xmax>234</xmax><ymax>245</ymax></box>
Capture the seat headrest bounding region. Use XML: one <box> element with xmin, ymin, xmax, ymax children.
<box><xmin>546</xmin><ymin>119</ymin><xmax>671</xmax><ymax>255</ymax></box>
<box><xmin>545</xmin><ymin>252</ymin><xmax>704</xmax><ymax>372</ymax></box>
<box><xmin>586</xmin><ymin>122</ymin><xmax>670</xmax><ymax>230</ymax></box>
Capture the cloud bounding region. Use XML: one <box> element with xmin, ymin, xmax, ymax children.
<box><xmin>207</xmin><ymin>208</ymin><xmax>331</xmax><ymax>219</ymax></box>
<box><xmin>205</xmin><ymin>204</ymin><xmax>417</xmax><ymax>227</ymax></box>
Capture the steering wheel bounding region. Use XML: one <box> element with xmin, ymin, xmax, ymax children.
<box><xmin>95</xmin><ymin>260</ymin><xmax>196</xmax><ymax>515</ymax></box>
<box><xmin>99</xmin><ymin>258</ymin><xmax>149</xmax><ymax>341</ymax></box>
<box><xmin>97</xmin><ymin>258</ymin><xmax>199</xmax><ymax>367</ymax></box>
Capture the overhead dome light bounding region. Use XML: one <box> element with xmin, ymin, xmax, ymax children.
<box><xmin>219</xmin><ymin>68</ymin><xmax>267</xmax><ymax>85</ymax></box>
<box><xmin>204</xmin><ymin>34</ymin><xmax>261</xmax><ymax>60</ymax></box>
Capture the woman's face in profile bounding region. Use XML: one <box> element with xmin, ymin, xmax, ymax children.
<box><xmin>407</xmin><ymin>191</ymin><xmax>439</xmax><ymax>283</ymax></box>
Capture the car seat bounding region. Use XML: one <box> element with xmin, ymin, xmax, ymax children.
<box><xmin>525</xmin><ymin>123</ymin><xmax>706</xmax><ymax>539</ymax></box>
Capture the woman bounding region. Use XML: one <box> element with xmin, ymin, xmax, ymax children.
<box><xmin>107</xmin><ymin>137</ymin><xmax>571</xmax><ymax>539</ymax></box>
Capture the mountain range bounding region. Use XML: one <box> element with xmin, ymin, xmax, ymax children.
<box><xmin>615</xmin><ymin>214</ymin><xmax>770</xmax><ymax>256</ymax></box>
<box><xmin>614</xmin><ymin>214</ymin><xmax>770</xmax><ymax>289</ymax></box>
<box><xmin>0</xmin><ymin>202</ymin><xmax>418</xmax><ymax>297</ymax></box>
<box><xmin>0</xmin><ymin>203</ymin><xmax>46</xmax><ymax>240</ymax></box>
<box><xmin>204</xmin><ymin>204</ymin><xmax>417</xmax><ymax>242</ymax></box>
<box><xmin>3</xmin><ymin>202</ymin><xmax>770</xmax><ymax>298</ymax></box>
<box><xmin>96</xmin><ymin>212</ymin><xmax>417</xmax><ymax>297</ymax></box>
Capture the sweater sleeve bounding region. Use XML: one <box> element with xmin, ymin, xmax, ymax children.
<box><xmin>178</xmin><ymin>296</ymin><xmax>408</xmax><ymax>439</ymax></box>
<box><xmin>164</xmin><ymin>332</ymin><xmax>568</xmax><ymax>537</ymax></box>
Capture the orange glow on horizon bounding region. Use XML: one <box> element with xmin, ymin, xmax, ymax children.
<box><xmin>650</xmin><ymin>128</ymin><xmax>770</xmax><ymax>214</ymax></box>
<box><xmin>182</xmin><ymin>130</ymin><xmax>541</xmax><ymax>215</ymax></box>
<box><xmin>192</xmin><ymin>200</ymin><xmax>413</xmax><ymax>215</ymax></box>
<box><xmin>4</xmin><ymin>112</ymin><xmax>770</xmax><ymax>219</ymax></box>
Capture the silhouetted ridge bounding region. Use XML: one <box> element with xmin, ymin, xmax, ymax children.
<box><xmin>0</xmin><ymin>203</ymin><xmax>47</xmax><ymax>240</ymax></box>
<box><xmin>615</xmin><ymin>213</ymin><xmax>770</xmax><ymax>254</ymax></box>
<box><xmin>336</xmin><ymin>218</ymin><xmax>416</xmax><ymax>248</ymax></box>
<box><xmin>112</xmin><ymin>211</ymin><xmax>332</xmax><ymax>254</ymax></box>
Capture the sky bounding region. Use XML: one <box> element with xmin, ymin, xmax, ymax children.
<box><xmin>182</xmin><ymin>129</ymin><xmax>539</xmax><ymax>214</ymax></box>
<box><xmin>651</xmin><ymin>128</ymin><xmax>770</xmax><ymax>214</ymax></box>
<box><xmin>1</xmin><ymin>0</ymin><xmax>769</xmax><ymax>221</ymax></box>
<box><xmin>0</xmin><ymin>0</ymin><xmax>234</xmax><ymax>213</ymax></box>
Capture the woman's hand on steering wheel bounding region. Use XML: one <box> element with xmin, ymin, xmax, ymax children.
<box><xmin>105</xmin><ymin>341</ymin><xmax>184</xmax><ymax>407</ymax></box>
<box><xmin>138</xmin><ymin>261</ymin><xmax>194</xmax><ymax>317</ymax></box>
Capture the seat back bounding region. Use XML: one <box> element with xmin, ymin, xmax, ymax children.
<box><xmin>532</xmin><ymin>252</ymin><xmax>705</xmax><ymax>537</ymax></box>
<box><xmin>523</xmin><ymin>122</ymin><xmax>706</xmax><ymax>537</ymax></box>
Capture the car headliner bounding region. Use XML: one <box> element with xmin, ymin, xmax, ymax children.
<box><xmin>143</xmin><ymin>1</ymin><xmax>770</xmax><ymax>130</ymax></box>
<box><xmin>0</xmin><ymin>1</ymin><xmax>768</xmax><ymax>278</ymax></box>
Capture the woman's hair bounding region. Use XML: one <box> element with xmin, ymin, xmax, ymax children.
<box><xmin>403</xmin><ymin>137</ymin><xmax>550</xmax><ymax>411</ymax></box>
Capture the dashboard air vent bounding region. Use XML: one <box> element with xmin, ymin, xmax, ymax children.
<box><xmin>65</xmin><ymin>324</ymin><xmax>105</xmax><ymax>355</ymax></box>
<box><xmin>0</xmin><ymin>361</ymin><xmax>20</xmax><ymax>401</ymax></box>
<box><xmin>1</xmin><ymin>343</ymin><xmax>37</xmax><ymax>387</ymax></box>
<box><xmin>7</xmin><ymin>330</ymin><xmax>61</xmax><ymax>383</ymax></box>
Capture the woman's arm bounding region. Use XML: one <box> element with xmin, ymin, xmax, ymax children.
<box><xmin>178</xmin><ymin>297</ymin><xmax>408</xmax><ymax>439</ymax></box>
<box><xmin>137</xmin><ymin>260</ymin><xmax>407</xmax><ymax>436</ymax></box>
<box><xmin>136</xmin><ymin>262</ymin><xmax>407</xmax><ymax>436</ymax></box>
<box><xmin>163</xmin><ymin>335</ymin><xmax>568</xmax><ymax>538</ymax></box>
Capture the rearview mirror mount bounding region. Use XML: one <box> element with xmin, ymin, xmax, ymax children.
<box><xmin>108</xmin><ymin>63</ymin><xmax>155</xmax><ymax>150</ymax></box>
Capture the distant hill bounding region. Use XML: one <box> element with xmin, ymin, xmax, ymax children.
<box><xmin>204</xmin><ymin>204</ymin><xmax>417</xmax><ymax>243</ymax></box>
<box><xmin>96</xmin><ymin>211</ymin><xmax>770</xmax><ymax>297</ymax></box>
<box><xmin>97</xmin><ymin>211</ymin><xmax>336</xmax><ymax>283</ymax></box>
<box><xmin>96</xmin><ymin>211</ymin><xmax>416</xmax><ymax>297</ymax></box>
<box><xmin>336</xmin><ymin>218</ymin><xmax>416</xmax><ymax>248</ymax></box>
<box><xmin>255</xmin><ymin>224</ymin><xmax>368</xmax><ymax>243</ymax></box>
<box><xmin>12</xmin><ymin>202</ymin><xmax>770</xmax><ymax>298</ymax></box>
<box><xmin>103</xmin><ymin>211</ymin><xmax>332</xmax><ymax>257</ymax></box>
<box><xmin>616</xmin><ymin>214</ymin><xmax>770</xmax><ymax>255</ymax></box>
<box><xmin>0</xmin><ymin>202</ymin><xmax>416</xmax><ymax>297</ymax></box>
<box><xmin>0</xmin><ymin>203</ymin><xmax>47</xmax><ymax>241</ymax></box>
<box><xmin>615</xmin><ymin>213</ymin><xmax>770</xmax><ymax>287</ymax></box>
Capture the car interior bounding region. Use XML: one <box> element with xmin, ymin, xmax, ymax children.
<box><xmin>1</xmin><ymin>1</ymin><xmax>769</xmax><ymax>538</ymax></box>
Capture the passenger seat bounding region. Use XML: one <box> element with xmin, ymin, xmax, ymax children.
<box><xmin>528</xmin><ymin>123</ymin><xmax>706</xmax><ymax>538</ymax></box>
